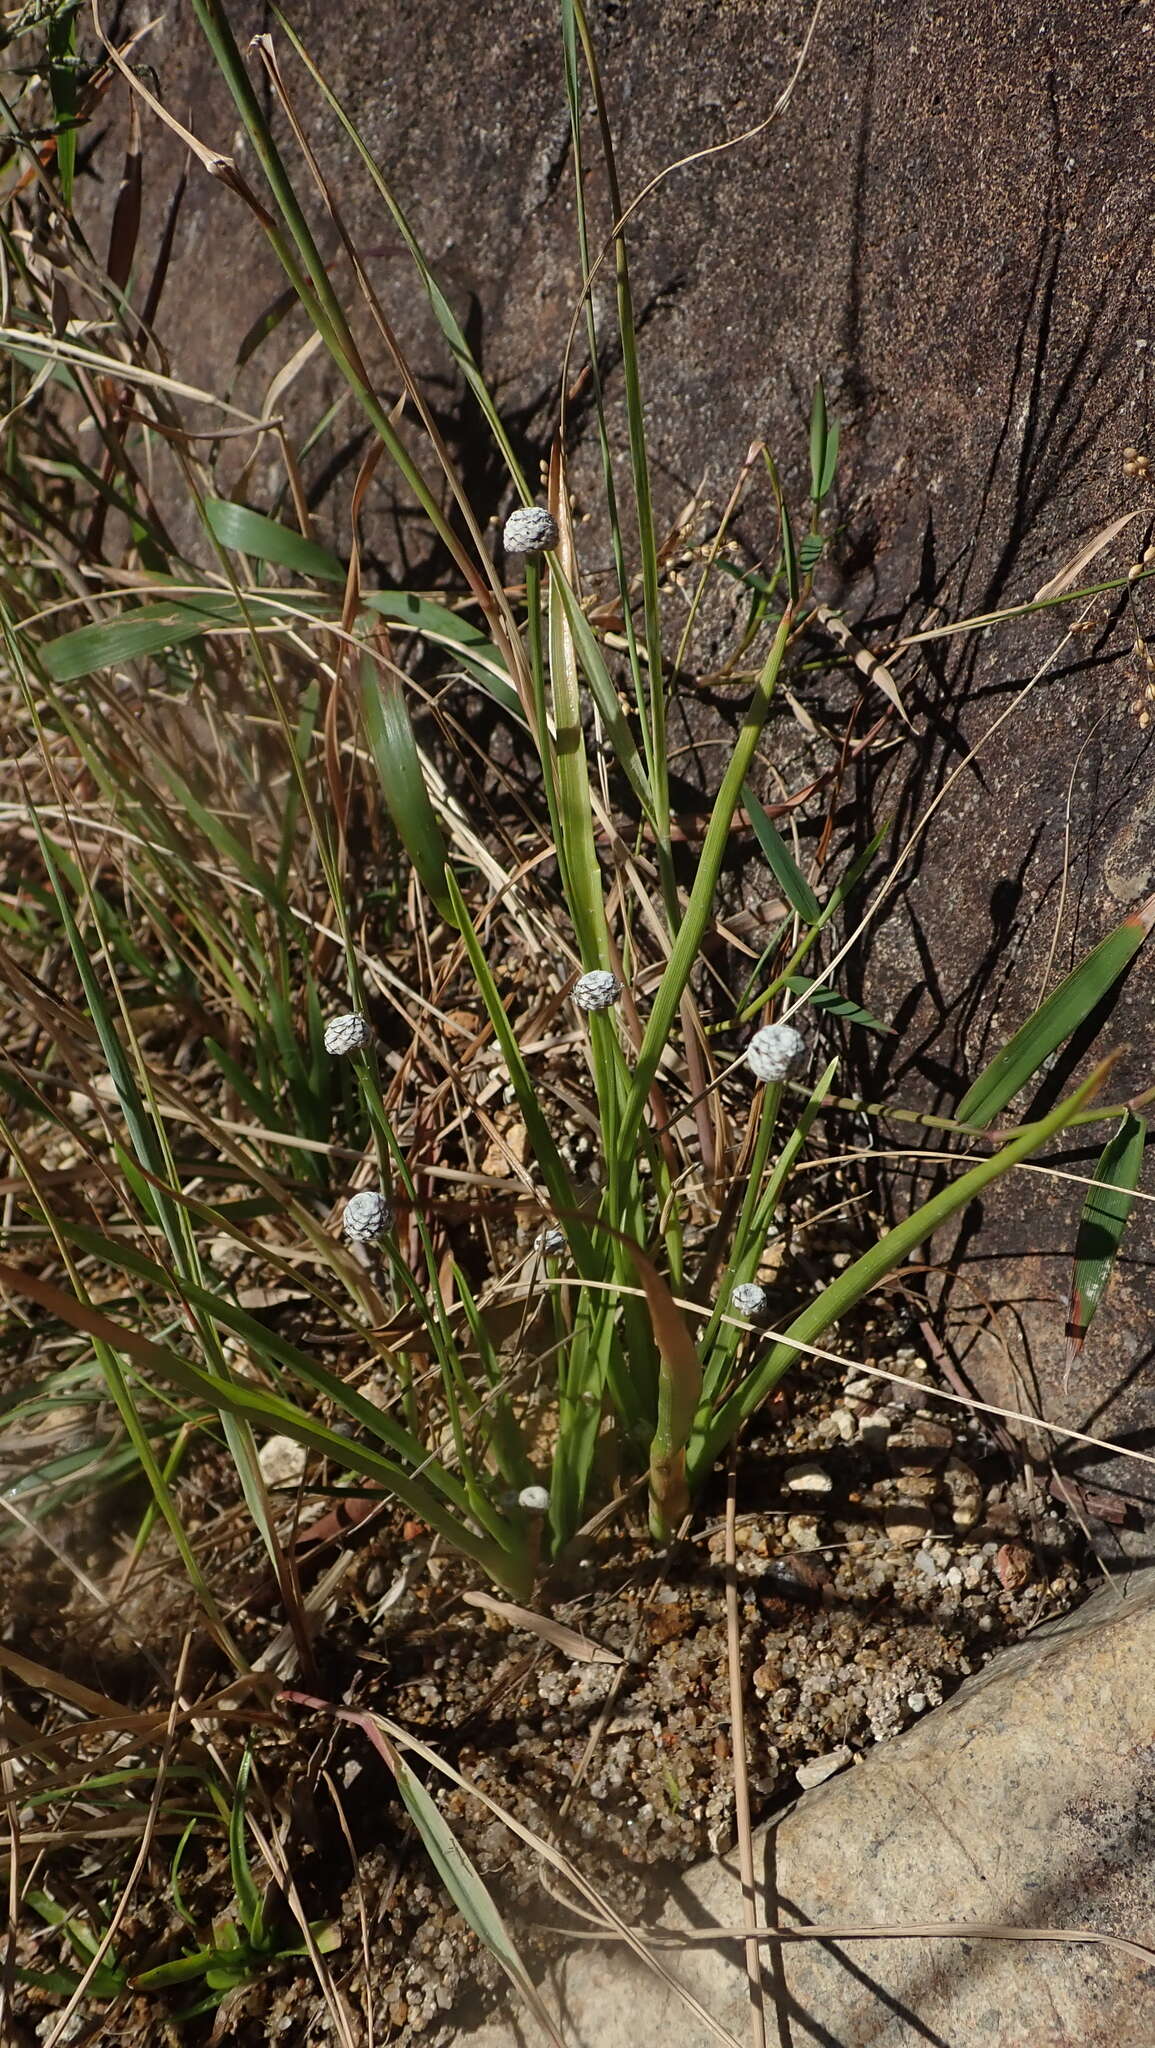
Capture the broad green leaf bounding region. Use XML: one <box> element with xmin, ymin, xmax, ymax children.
<box><xmin>360</xmin><ymin>653</ymin><xmax>456</xmax><ymax>925</ymax></box>
<box><xmin>799</xmin><ymin>532</ymin><xmax>826</xmax><ymax>574</ymax></box>
<box><xmin>1065</xmin><ymin>1110</ymin><xmax>1147</xmax><ymax>1369</ymax></box>
<box><xmin>782</xmin><ymin>973</ymin><xmax>892</xmax><ymax>1034</ymax></box>
<box><xmin>741</xmin><ymin>782</ymin><xmax>821</xmax><ymax>923</ymax></box>
<box><xmin>203</xmin><ymin>497</ymin><xmax>344</xmax><ymax>581</ymax></box>
<box><xmin>957</xmin><ymin>891</ymin><xmax>1155</xmax><ymax>1129</ymax></box>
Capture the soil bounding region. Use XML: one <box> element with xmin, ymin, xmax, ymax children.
<box><xmin>8</xmin><ymin>1274</ymin><xmax>1091</xmax><ymax>2048</ymax></box>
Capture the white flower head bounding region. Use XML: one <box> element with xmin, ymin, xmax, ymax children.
<box><xmin>534</xmin><ymin>1226</ymin><xmax>567</xmax><ymax>1256</ymax></box>
<box><xmin>324</xmin><ymin>1011</ymin><xmax>372</xmax><ymax>1057</ymax></box>
<box><xmin>342</xmin><ymin>1190</ymin><xmax>393</xmax><ymax>1242</ymax></box>
<box><xmin>731</xmin><ymin>1281</ymin><xmax>769</xmax><ymax>1320</ymax></box>
<box><xmin>744</xmin><ymin>1022</ymin><xmax>806</xmax><ymax>1084</ymax></box>
<box><xmin>574</xmin><ymin>969</ymin><xmax>622</xmax><ymax>1013</ymax></box>
<box><xmin>518</xmin><ymin>1484</ymin><xmax>551</xmax><ymax>1513</ymax></box>
<box><xmin>503</xmin><ymin>506</ymin><xmax>559</xmax><ymax>555</ymax></box>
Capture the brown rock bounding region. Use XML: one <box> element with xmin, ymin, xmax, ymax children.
<box><xmin>996</xmin><ymin>1542</ymin><xmax>1035</xmax><ymax>1591</ymax></box>
<box><xmin>883</xmin><ymin>1504</ymin><xmax>934</xmax><ymax>1546</ymax></box>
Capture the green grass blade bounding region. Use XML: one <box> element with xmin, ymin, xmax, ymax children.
<box><xmin>360</xmin><ymin>651</ymin><xmax>456</xmax><ymax>926</ymax></box>
<box><xmin>620</xmin><ymin>608</ymin><xmax>793</xmax><ymax>1154</ymax></box>
<box><xmin>957</xmin><ymin>891</ymin><xmax>1155</xmax><ymax>1128</ymax></box>
<box><xmin>741</xmin><ymin>781</ymin><xmax>821</xmax><ymax>923</ymax></box>
<box><xmin>1065</xmin><ymin>1109</ymin><xmax>1147</xmax><ymax>1368</ymax></box>
<box><xmin>690</xmin><ymin>1059</ymin><xmax>1114</xmax><ymax>1482</ymax></box>
<box><xmin>227</xmin><ymin>1751</ymin><xmax>266</xmax><ymax>1946</ymax></box>
<box><xmin>809</xmin><ymin>378</ymin><xmax>839</xmax><ymax>506</ymax></box>
<box><xmin>0</xmin><ymin>1257</ymin><xmax>519</xmax><ymax>1588</ymax></box>
<box><xmin>36</xmin><ymin>590</ymin><xmax>325</xmax><ymax>681</ymax></box>
<box><xmin>203</xmin><ymin>497</ymin><xmax>344</xmax><ymax>580</ymax></box>
<box><xmin>349</xmin><ymin>1718</ymin><xmax>565</xmax><ymax>2048</ymax></box>
<box><xmin>268</xmin><ymin>7</ymin><xmax>531</xmax><ymax>501</ymax></box>
<box><xmin>363</xmin><ymin>592</ymin><xmax>521</xmax><ymax>718</ymax></box>
<box><xmin>782</xmin><ymin>974</ymin><xmax>892</xmax><ymax>1034</ymax></box>
<box><xmin>444</xmin><ymin>869</ymin><xmax>586</xmax><ymax>1251</ymax></box>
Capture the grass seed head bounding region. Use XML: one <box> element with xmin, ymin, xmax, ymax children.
<box><xmin>503</xmin><ymin>505</ymin><xmax>559</xmax><ymax>554</ymax></box>
<box><xmin>573</xmin><ymin>968</ymin><xmax>622</xmax><ymax>1012</ymax></box>
<box><xmin>324</xmin><ymin>1011</ymin><xmax>372</xmax><ymax>1055</ymax></box>
<box><xmin>744</xmin><ymin>1022</ymin><xmax>806</xmax><ymax>1083</ymax></box>
<box><xmin>730</xmin><ymin>1280</ymin><xmax>769</xmax><ymax>1320</ymax></box>
<box><xmin>342</xmin><ymin>1190</ymin><xmax>393</xmax><ymax>1241</ymax></box>
<box><xmin>534</xmin><ymin>1225</ymin><xmax>567</xmax><ymax>1255</ymax></box>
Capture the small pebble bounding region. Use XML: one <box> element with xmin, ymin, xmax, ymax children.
<box><xmin>943</xmin><ymin>1458</ymin><xmax>983</xmax><ymax>1530</ymax></box>
<box><xmin>783</xmin><ymin>1460</ymin><xmax>833</xmax><ymax>1495</ymax></box>
<box><xmin>858</xmin><ymin>1414</ymin><xmax>892</xmax><ymax>1452</ymax></box>
<box><xmin>786</xmin><ymin>1515</ymin><xmax>823</xmax><ymax>1550</ymax></box>
<box><xmin>258</xmin><ymin>1434</ymin><xmax>306</xmax><ymax>1488</ymax></box>
<box><xmin>796</xmin><ymin>1744</ymin><xmax>852</xmax><ymax>1790</ymax></box>
<box><xmin>884</xmin><ymin>1504</ymin><xmax>934</xmax><ymax>1546</ymax></box>
<box><xmin>995</xmin><ymin>1542</ymin><xmax>1033</xmax><ymax>1590</ymax></box>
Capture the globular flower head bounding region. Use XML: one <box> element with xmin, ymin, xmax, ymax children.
<box><xmin>342</xmin><ymin>1190</ymin><xmax>393</xmax><ymax>1242</ymax></box>
<box><xmin>534</xmin><ymin>1225</ymin><xmax>567</xmax><ymax>1257</ymax></box>
<box><xmin>503</xmin><ymin>505</ymin><xmax>559</xmax><ymax>555</ymax></box>
<box><xmin>744</xmin><ymin>1022</ymin><xmax>806</xmax><ymax>1084</ymax></box>
<box><xmin>518</xmin><ymin>1484</ymin><xmax>551</xmax><ymax>1514</ymax></box>
<box><xmin>731</xmin><ymin>1281</ymin><xmax>769</xmax><ymax>1321</ymax></box>
<box><xmin>324</xmin><ymin>1011</ymin><xmax>372</xmax><ymax>1057</ymax></box>
<box><xmin>573</xmin><ymin>968</ymin><xmax>622</xmax><ymax>1013</ymax></box>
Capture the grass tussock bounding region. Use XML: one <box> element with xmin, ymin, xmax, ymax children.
<box><xmin>0</xmin><ymin>1</ymin><xmax>1152</xmax><ymax>2037</ymax></box>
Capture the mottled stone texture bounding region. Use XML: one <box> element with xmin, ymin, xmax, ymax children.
<box><xmin>96</xmin><ymin>2</ymin><xmax>1155</xmax><ymax>1496</ymax></box>
<box><xmin>458</xmin><ymin>1568</ymin><xmax>1155</xmax><ymax>2048</ymax></box>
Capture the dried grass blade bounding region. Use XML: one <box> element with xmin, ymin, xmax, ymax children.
<box><xmin>461</xmin><ymin>1592</ymin><xmax>622</xmax><ymax>1665</ymax></box>
<box><xmin>1033</xmin><ymin>510</ymin><xmax>1140</xmax><ymax>602</ymax></box>
<box><xmin>812</xmin><ymin>602</ymin><xmax>911</xmax><ymax>725</ymax></box>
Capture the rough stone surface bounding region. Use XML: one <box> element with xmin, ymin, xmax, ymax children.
<box><xmin>79</xmin><ymin>2</ymin><xmax>1155</xmax><ymax>1483</ymax></box>
<box><xmin>457</xmin><ymin>1567</ymin><xmax>1155</xmax><ymax>2047</ymax></box>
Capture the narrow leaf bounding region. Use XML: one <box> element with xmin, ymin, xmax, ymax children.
<box><xmin>741</xmin><ymin>782</ymin><xmax>821</xmax><ymax>923</ymax></box>
<box><xmin>227</xmin><ymin>1751</ymin><xmax>266</xmax><ymax>1945</ymax></box>
<box><xmin>38</xmin><ymin>590</ymin><xmax>326</xmax><ymax>681</ymax></box>
<box><xmin>691</xmin><ymin>1059</ymin><xmax>1115</xmax><ymax>1481</ymax></box>
<box><xmin>359</xmin><ymin>1719</ymin><xmax>566</xmax><ymax>2048</ymax></box>
<box><xmin>808</xmin><ymin>378</ymin><xmax>839</xmax><ymax>504</ymax></box>
<box><xmin>460</xmin><ymin>1592</ymin><xmax>622</xmax><ymax>1664</ymax></box>
<box><xmin>812</xmin><ymin>602</ymin><xmax>911</xmax><ymax>725</ymax></box>
<box><xmin>203</xmin><ymin>497</ymin><xmax>344</xmax><ymax>581</ymax></box>
<box><xmin>363</xmin><ymin>591</ymin><xmax>521</xmax><ymax>718</ymax></box>
<box><xmin>782</xmin><ymin>974</ymin><xmax>893</xmax><ymax>1033</ymax></box>
<box><xmin>958</xmin><ymin>891</ymin><xmax>1155</xmax><ymax>1129</ymax></box>
<box><xmin>360</xmin><ymin>651</ymin><xmax>456</xmax><ymax>925</ymax></box>
<box><xmin>1065</xmin><ymin>1111</ymin><xmax>1146</xmax><ymax>1371</ymax></box>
